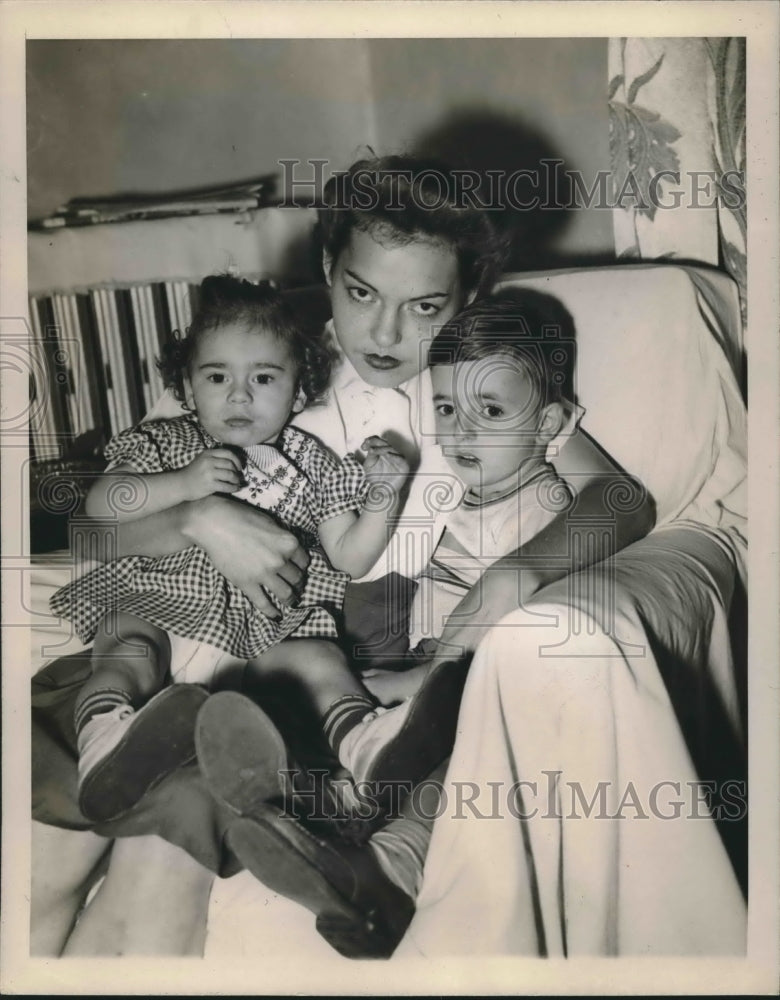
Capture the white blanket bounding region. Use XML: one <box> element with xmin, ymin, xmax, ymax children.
<box><xmin>398</xmin><ymin>523</ymin><xmax>746</xmax><ymax>956</ymax></box>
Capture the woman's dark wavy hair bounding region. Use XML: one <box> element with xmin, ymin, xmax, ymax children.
<box><xmin>427</xmin><ymin>288</ymin><xmax>577</xmax><ymax>406</ymax></box>
<box><xmin>316</xmin><ymin>154</ymin><xmax>510</xmax><ymax>299</ymax></box>
<box><xmin>157</xmin><ymin>275</ymin><xmax>333</xmax><ymax>405</ymax></box>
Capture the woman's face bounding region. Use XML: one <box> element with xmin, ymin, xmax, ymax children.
<box><xmin>325</xmin><ymin>225</ymin><xmax>467</xmax><ymax>388</ymax></box>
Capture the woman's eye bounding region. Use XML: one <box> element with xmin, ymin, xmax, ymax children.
<box><xmin>347</xmin><ymin>286</ymin><xmax>373</xmax><ymax>304</ymax></box>
<box><xmin>411</xmin><ymin>301</ymin><xmax>441</xmax><ymax>317</ymax></box>
<box><xmin>436</xmin><ymin>403</ymin><xmax>455</xmax><ymax>417</ymax></box>
<box><xmin>484</xmin><ymin>405</ymin><xmax>504</xmax><ymax>418</ymax></box>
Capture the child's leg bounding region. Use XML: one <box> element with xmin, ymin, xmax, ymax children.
<box><xmin>30</xmin><ymin>820</ymin><xmax>112</xmax><ymax>956</ymax></box>
<box><xmin>196</xmin><ymin>641</ymin><xmax>378</xmax><ymax>820</ymax></box>
<box><xmin>249</xmin><ymin>639</ymin><xmax>377</xmax><ymax>767</ymax></box>
<box><xmin>249</xmin><ymin>639</ymin><xmax>367</xmax><ymax>713</ymax></box>
<box><xmin>75</xmin><ymin>612</ymin><xmax>208</xmax><ymax>823</ymax></box>
<box><xmin>244</xmin><ymin>641</ymin><xmax>466</xmax><ymax>805</ymax></box>
<box><xmin>75</xmin><ymin>611</ymin><xmax>171</xmax><ymax>727</ymax></box>
<box><xmin>62</xmin><ymin>835</ymin><xmax>214</xmax><ymax>956</ymax></box>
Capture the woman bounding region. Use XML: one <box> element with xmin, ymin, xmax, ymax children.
<box><xmin>31</xmin><ymin>155</ymin><xmax>653</xmax><ymax>956</ymax></box>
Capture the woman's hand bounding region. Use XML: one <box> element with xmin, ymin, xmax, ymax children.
<box><xmin>184</xmin><ymin>495</ymin><xmax>309</xmax><ymax>618</ymax></box>
<box><xmin>361</xmin><ymin>436</ymin><xmax>410</xmax><ymax>499</ymax></box>
<box><xmin>435</xmin><ymin>564</ymin><xmax>544</xmax><ymax>658</ymax></box>
<box><xmin>180</xmin><ymin>448</ymin><xmax>244</xmax><ymax>500</ymax></box>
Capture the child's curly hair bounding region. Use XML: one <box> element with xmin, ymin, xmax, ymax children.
<box><xmin>157</xmin><ymin>275</ymin><xmax>334</xmax><ymax>405</ymax></box>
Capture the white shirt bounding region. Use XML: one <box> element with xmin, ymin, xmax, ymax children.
<box><xmin>293</xmin><ymin>326</ymin><xmax>460</xmax><ymax>582</ymax></box>
<box><xmin>408</xmin><ymin>465</ymin><xmax>570</xmax><ymax>646</ymax></box>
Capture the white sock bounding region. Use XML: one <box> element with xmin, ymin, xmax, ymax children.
<box><xmin>370</xmin><ymin>820</ymin><xmax>430</xmax><ymax>900</ymax></box>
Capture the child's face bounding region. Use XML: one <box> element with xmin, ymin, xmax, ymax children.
<box><xmin>183</xmin><ymin>323</ymin><xmax>305</xmax><ymax>446</ymax></box>
<box><xmin>431</xmin><ymin>356</ymin><xmax>562</xmax><ymax>497</ymax></box>
<box><xmin>325</xmin><ymin>225</ymin><xmax>468</xmax><ymax>389</ymax></box>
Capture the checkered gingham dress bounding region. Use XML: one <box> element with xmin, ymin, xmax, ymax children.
<box><xmin>50</xmin><ymin>415</ymin><xmax>367</xmax><ymax>660</ymax></box>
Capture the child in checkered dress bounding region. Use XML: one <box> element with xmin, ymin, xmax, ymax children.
<box><xmin>50</xmin><ymin>275</ymin><xmax>416</xmax><ymax>823</ymax></box>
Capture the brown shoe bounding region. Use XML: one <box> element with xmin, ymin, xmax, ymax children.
<box><xmin>78</xmin><ymin>684</ymin><xmax>208</xmax><ymax>823</ymax></box>
<box><xmin>227</xmin><ymin>804</ymin><xmax>415</xmax><ymax>959</ymax></box>
<box><xmin>196</xmin><ymin>692</ymin><xmax>291</xmax><ymax>811</ymax></box>
<box><xmin>359</xmin><ymin>654</ymin><xmax>470</xmax><ymax>789</ymax></box>
<box><xmin>196</xmin><ymin>691</ymin><xmax>350</xmax><ymax>833</ymax></box>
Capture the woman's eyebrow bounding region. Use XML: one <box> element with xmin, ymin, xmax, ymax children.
<box><xmin>344</xmin><ymin>268</ymin><xmax>450</xmax><ymax>300</ymax></box>
<box><xmin>344</xmin><ymin>268</ymin><xmax>376</xmax><ymax>292</ymax></box>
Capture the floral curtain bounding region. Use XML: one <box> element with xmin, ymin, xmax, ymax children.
<box><xmin>608</xmin><ymin>38</ymin><xmax>746</xmax><ymax>330</ymax></box>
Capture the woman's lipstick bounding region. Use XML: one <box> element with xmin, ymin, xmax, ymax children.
<box><xmin>364</xmin><ymin>353</ymin><xmax>401</xmax><ymax>371</ymax></box>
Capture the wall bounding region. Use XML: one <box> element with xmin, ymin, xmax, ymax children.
<box><xmin>27</xmin><ymin>38</ymin><xmax>612</xmax><ymax>263</ymax></box>
<box><xmin>367</xmin><ymin>38</ymin><xmax>612</xmax><ymax>262</ymax></box>
<box><xmin>26</xmin><ymin>39</ymin><xmax>376</xmax><ymax>215</ymax></box>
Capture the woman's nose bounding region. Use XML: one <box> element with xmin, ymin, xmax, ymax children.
<box><xmin>370</xmin><ymin>306</ymin><xmax>401</xmax><ymax>348</ymax></box>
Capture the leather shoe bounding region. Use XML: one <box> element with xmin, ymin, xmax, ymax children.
<box><xmin>358</xmin><ymin>654</ymin><xmax>470</xmax><ymax>789</ymax></box>
<box><xmin>196</xmin><ymin>691</ymin><xmax>356</xmax><ymax>835</ymax></box>
<box><xmin>226</xmin><ymin>803</ymin><xmax>415</xmax><ymax>959</ymax></box>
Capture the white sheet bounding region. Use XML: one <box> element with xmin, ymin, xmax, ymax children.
<box><xmin>398</xmin><ymin>523</ymin><xmax>746</xmax><ymax>956</ymax></box>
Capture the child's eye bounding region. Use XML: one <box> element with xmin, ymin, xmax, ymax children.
<box><xmin>411</xmin><ymin>301</ymin><xmax>441</xmax><ymax>317</ymax></box>
<box><xmin>251</xmin><ymin>373</ymin><xmax>273</xmax><ymax>385</ymax></box>
<box><xmin>347</xmin><ymin>286</ymin><xmax>374</xmax><ymax>304</ymax></box>
<box><xmin>435</xmin><ymin>403</ymin><xmax>455</xmax><ymax>417</ymax></box>
<box><xmin>206</xmin><ymin>373</ymin><xmax>226</xmax><ymax>384</ymax></box>
<box><xmin>483</xmin><ymin>404</ymin><xmax>504</xmax><ymax>418</ymax></box>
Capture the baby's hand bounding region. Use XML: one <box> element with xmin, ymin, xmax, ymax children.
<box><xmin>361</xmin><ymin>436</ymin><xmax>410</xmax><ymax>497</ymax></box>
<box><xmin>181</xmin><ymin>448</ymin><xmax>244</xmax><ymax>499</ymax></box>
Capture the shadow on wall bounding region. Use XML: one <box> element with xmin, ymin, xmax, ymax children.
<box><xmin>413</xmin><ymin>108</ymin><xmax>581</xmax><ymax>272</ymax></box>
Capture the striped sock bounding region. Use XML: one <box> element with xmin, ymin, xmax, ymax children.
<box><xmin>370</xmin><ymin>818</ymin><xmax>431</xmax><ymax>900</ymax></box>
<box><xmin>321</xmin><ymin>694</ymin><xmax>377</xmax><ymax>757</ymax></box>
<box><xmin>74</xmin><ymin>688</ymin><xmax>133</xmax><ymax>737</ymax></box>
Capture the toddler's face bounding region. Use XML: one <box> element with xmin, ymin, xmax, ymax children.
<box><xmin>432</xmin><ymin>356</ymin><xmax>560</xmax><ymax>498</ymax></box>
<box><xmin>326</xmin><ymin>226</ymin><xmax>466</xmax><ymax>388</ymax></box>
<box><xmin>183</xmin><ymin>323</ymin><xmax>305</xmax><ymax>446</ymax></box>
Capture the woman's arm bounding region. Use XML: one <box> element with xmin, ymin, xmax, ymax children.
<box><xmin>89</xmin><ymin>495</ymin><xmax>310</xmax><ymax>618</ymax></box>
<box><xmin>434</xmin><ymin>427</ymin><xmax>656</xmax><ymax>656</ymax></box>
<box><xmin>549</xmin><ymin>423</ymin><xmax>631</xmax><ymax>485</ymax></box>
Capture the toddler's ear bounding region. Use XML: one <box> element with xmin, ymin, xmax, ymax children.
<box><xmin>535</xmin><ymin>401</ymin><xmax>565</xmax><ymax>445</ymax></box>
<box><xmin>321</xmin><ymin>249</ymin><xmax>334</xmax><ymax>287</ymax></box>
<box><xmin>291</xmin><ymin>386</ymin><xmax>308</xmax><ymax>414</ymax></box>
<box><xmin>182</xmin><ymin>376</ymin><xmax>196</xmax><ymax>413</ymax></box>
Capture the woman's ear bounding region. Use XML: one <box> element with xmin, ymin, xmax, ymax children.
<box><xmin>291</xmin><ymin>386</ymin><xmax>308</xmax><ymax>414</ymax></box>
<box><xmin>535</xmin><ymin>401</ymin><xmax>565</xmax><ymax>445</ymax></box>
<box><xmin>321</xmin><ymin>249</ymin><xmax>334</xmax><ymax>288</ymax></box>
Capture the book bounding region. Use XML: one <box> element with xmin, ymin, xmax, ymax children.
<box><xmin>32</xmin><ymin>175</ymin><xmax>277</xmax><ymax>230</ymax></box>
